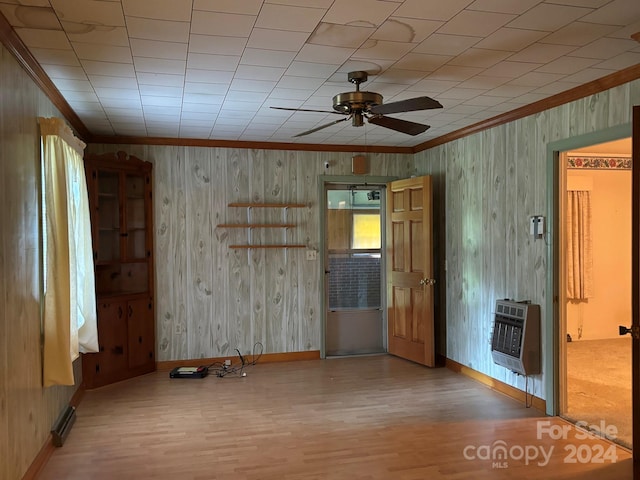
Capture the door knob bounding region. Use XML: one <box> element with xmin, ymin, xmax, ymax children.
<box><xmin>419</xmin><ymin>278</ymin><xmax>436</xmax><ymax>286</ymax></box>
<box><xmin>619</xmin><ymin>325</ymin><xmax>639</xmax><ymax>339</ymax></box>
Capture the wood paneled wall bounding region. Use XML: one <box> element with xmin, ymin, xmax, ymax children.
<box><xmin>86</xmin><ymin>143</ymin><xmax>413</xmax><ymax>361</ymax></box>
<box><xmin>414</xmin><ymin>79</ymin><xmax>640</xmax><ymax>401</ymax></box>
<box><xmin>0</xmin><ymin>43</ymin><xmax>80</xmax><ymax>480</ymax></box>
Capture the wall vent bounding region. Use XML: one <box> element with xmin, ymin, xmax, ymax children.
<box><xmin>51</xmin><ymin>405</ymin><xmax>76</xmax><ymax>447</ymax></box>
<box><xmin>490</xmin><ymin>300</ymin><xmax>540</xmax><ymax>375</ymax></box>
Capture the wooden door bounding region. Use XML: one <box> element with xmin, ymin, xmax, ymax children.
<box><xmin>632</xmin><ymin>105</ymin><xmax>639</xmax><ymax>474</ymax></box>
<box><xmin>386</xmin><ymin>176</ymin><xmax>435</xmax><ymax>366</ymax></box>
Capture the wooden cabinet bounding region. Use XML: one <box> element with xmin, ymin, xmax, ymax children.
<box><xmin>82</xmin><ymin>151</ymin><xmax>155</xmax><ymax>389</ymax></box>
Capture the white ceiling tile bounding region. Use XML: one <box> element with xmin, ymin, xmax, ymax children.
<box><xmin>507</xmin><ymin>71</ymin><xmax>566</xmax><ymax>87</ymax></box>
<box><xmin>100</xmin><ymin>97</ymin><xmax>142</xmax><ymax>108</ymax></box>
<box><xmin>579</xmin><ymin>0</ymin><xmax>639</xmax><ymax>26</ymax></box>
<box><xmin>373</xmin><ymin>18</ymin><xmax>443</xmax><ymax>43</ymax></box>
<box><xmin>337</xmin><ymin>59</ymin><xmax>396</xmax><ymax>74</ymax></box>
<box><xmin>41</xmin><ymin>64</ymin><xmax>87</xmax><ymax>79</ymax></box>
<box><xmin>285</xmin><ymin>61</ymin><xmax>338</xmax><ymax>78</ymax></box>
<box><xmin>437</xmin><ymin>87</ymin><xmax>488</xmax><ymax>100</ymax></box>
<box><xmin>181</xmin><ymin>93</ymin><xmax>224</xmax><ymax>105</ymax></box>
<box><xmin>393</xmin><ymin>0</ymin><xmax>474</xmax><ymax>21</ymax></box>
<box><xmin>414</xmin><ymin>33</ymin><xmax>480</xmax><ymax>56</ymax></box>
<box><xmin>235</xmin><ymin>65</ymin><xmax>286</xmax><ymax>81</ymax></box>
<box><xmin>539</xmin><ymin>22</ymin><xmax>617</xmax><ymax>46</ymax></box>
<box><xmin>569</xmin><ymin>37</ymin><xmax>638</xmax><ymax>59</ymax></box>
<box><xmin>187</xmin><ymin>53</ymin><xmax>240</xmax><ymax>71</ymax></box>
<box><xmin>562</xmin><ymin>67</ymin><xmax>616</xmax><ymax>83</ymax></box>
<box><xmin>323</xmin><ymin>0</ymin><xmax>398</xmax><ymax>27</ymax></box>
<box><xmin>134</xmin><ymin>57</ymin><xmax>186</xmax><ymax>75</ymax></box>
<box><xmin>276</xmin><ymin>76</ymin><xmax>327</xmax><ymax>90</ymax></box>
<box><xmin>230</xmin><ymin>78</ymin><xmax>278</xmax><ymax>93</ymax></box>
<box><xmin>308</xmin><ymin>23</ymin><xmax>375</xmax><ymax>48</ymax></box>
<box><xmin>184</xmin><ymin>82</ymin><xmax>230</xmax><ymax>94</ymax></box>
<box><xmin>182</xmin><ymin>102</ymin><xmax>222</xmax><ymax>113</ymax></box>
<box><xmin>256</xmin><ymin>3</ymin><xmax>326</xmax><ymax>32</ymax></box>
<box><xmin>139</xmin><ymin>85</ymin><xmax>183</xmax><ymax>97</ymax></box>
<box><xmin>73</xmin><ymin>43</ymin><xmax>133</xmax><ymax>63</ymax></box>
<box><xmin>456</xmin><ymin>75</ymin><xmax>510</xmax><ymax>89</ymax></box>
<box><xmin>88</xmin><ymin>75</ymin><xmax>139</xmax><ymax>88</ymax></box>
<box><xmin>194</xmin><ymin>0</ymin><xmax>264</xmax><ymax>15</ymax></box>
<box><xmin>64</xmin><ymin>24</ymin><xmax>129</xmax><ymax>47</ymax></box>
<box><xmin>186</xmin><ymin>69</ymin><xmax>235</xmax><ymax>83</ymax></box>
<box><xmin>226</xmin><ymin>91</ymin><xmax>270</xmax><ymax>103</ymax></box>
<box><xmin>126</xmin><ymin>17</ymin><xmax>190</xmax><ymax>43</ymax></box>
<box><xmin>473</xmin><ymin>27</ymin><xmax>548</xmax><ymax>51</ymax></box>
<box><xmin>482</xmin><ymin>60</ymin><xmax>541</xmax><ymax>77</ymax></box>
<box><xmin>354</xmin><ymin>40</ymin><xmax>415</xmax><ymax>60</ymax></box>
<box><xmin>141</xmin><ymin>96</ymin><xmax>182</xmax><ymax>107</ymax></box>
<box><xmin>50</xmin><ymin>0</ymin><xmax>125</xmax><ymax>26</ymax></box>
<box><xmin>484</xmin><ymin>84</ymin><xmax>534</xmax><ymax>97</ymax></box>
<box><xmin>240</xmin><ymin>49</ymin><xmax>297</xmax><ymax>68</ymax></box>
<box><xmin>507</xmin><ymin>43</ymin><xmax>576</xmax><ymax>63</ymax></box>
<box><xmin>467</xmin><ymin>0</ymin><xmax>541</xmax><ymax>14</ymax></box>
<box><xmin>607</xmin><ymin>20</ymin><xmax>640</xmax><ymax>40</ymax></box>
<box><xmin>535</xmin><ymin>55</ymin><xmax>599</xmax><ymax>74</ymax></box>
<box><xmin>247</xmin><ymin>28</ymin><xmax>310</xmax><ymax>52</ymax></box>
<box><xmin>296</xmin><ymin>44</ymin><xmax>356</xmax><ymax>64</ymax></box>
<box><xmin>407</xmin><ymin>78</ymin><xmax>461</xmax><ymax>93</ymax></box>
<box><xmin>191</xmin><ymin>11</ymin><xmax>256</xmax><ymax>37</ymax></box>
<box><xmin>16</xmin><ymin>28</ymin><xmax>70</xmax><ymax>49</ymax></box>
<box><xmin>462</xmin><ymin>94</ymin><xmax>504</xmax><ymax>106</ymax></box>
<box><xmin>144</xmin><ymin>106</ymin><xmax>181</xmax><ymax>116</ymax></box>
<box><xmin>180</xmin><ymin>111</ymin><xmax>218</xmax><ymax>121</ymax></box>
<box><xmin>137</xmin><ymin>72</ymin><xmax>185</xmax><ymax>87</ymax></box>
<box><xmin>373</xmin><ymin>68</ymin><xmax>429</xmax><ymax>84</ymax></box>
<box><xmin>594</xmin><ymin>51</ymin><xmax>640</xmax><ymax>70</ymax></box>
<box><xmin>123</xmin><ymin>0</ymin><xmax>192</xmax><ymax>21</ymax></box>
<box><xmin>506</xmin><ymin>4</ymin><xmax>594</xmax><ymax>31</ymax></box>
<box><xmin>94</xmin><ymin>87</ymin><xmax>140</xmax><ymax>100</ymax></box>
<box><xmin>532</xmin><ymin>80</ymin><xmax>581</xmax><ymax>95</ymax></box>
<box><xmin>130</xmin><ymin>39</ymin><xmax>188</xmax><ymax>60</ymax></box>
<box><xmin>269</xmin><ymin>87</ymin><xmax>314</xmax><ymax>100</ymax></box>
<box><xmin>81</xmin><ymin>60</ymin><xmax>136</xmax><ymax>76</ymax></box>
<box><xmin>393</xmin><ymin>53</ymin><xmax>451</xmax><ymax>71</ymax></box>
<box><xmin>448</xmin><ymin>48</ymin><xmax>512</xmax><ymax>68</ymax></box>
<box><xmin>428</xmin><ymin>65</ymin><xmax>485</xmax><ymax>81</ymax></box>
<box><xmin>438</xmin><ymin>10</ymin><xmax>516</xmax><ymax>37</ymax></box>
<box><xmin>0</xmin><ymin>4</ymin><xmax>60</xmax><ymax>29</ymax></box>
<box><xmin>53</xmin><ymin>78</ymin><xmax>93</xmax><ymax>91</ymax></box>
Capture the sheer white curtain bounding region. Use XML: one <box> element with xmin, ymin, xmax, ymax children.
<box><xmin>40</xmin><ymin>117</ymin><xmax>98</xmax><ymax>387</ymax></box>
<box><xmin>566</xmin><ymin>189</ymin><xmax>593</xmax><ymax>300</ymax></box>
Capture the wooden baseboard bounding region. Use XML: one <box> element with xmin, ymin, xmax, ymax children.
<box><xmin>446</xmin><ymin>358</ymin><xmax>546</xmax><ymax>412</ymax></box>
<box><xmin>21</xmin><ymin>434</ymin><xmax>54</xmax><ymax>480</ymax></box>
<box><xmin>157</xmin><ymin>350</ymin><xmax>321</xmax><ymax>371</ymax></box>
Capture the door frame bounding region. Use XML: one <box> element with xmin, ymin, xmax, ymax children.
<box><xmin>318</xmin><ymin>174</ymin><xmax>397</xmax><ymax>359</ymax></box>
<box><xmin>545</xmin><ymin>123</ymin><xmax>632</xmax><ymax>416</ymax></box>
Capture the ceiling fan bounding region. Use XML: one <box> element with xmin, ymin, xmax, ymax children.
<box><xmin>270</xmin><ymin>71</ymin><xmax>443</xmax><ymax>138</ymax></box>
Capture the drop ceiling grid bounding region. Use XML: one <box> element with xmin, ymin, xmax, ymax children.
<box><xmin>0</xmin><ymin>0</ymin><xmax>638</xmax><ymax>145</ymax></box>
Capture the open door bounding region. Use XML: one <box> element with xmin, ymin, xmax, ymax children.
<box><xmin>386</xmin><ymin>176</ymin><xmax>435</xmax><ymax>366</ymax></box>
<box><xmin>632</xmin><ymin>105</ymin><xmax>640</xmax><ymax>475</ymax></box>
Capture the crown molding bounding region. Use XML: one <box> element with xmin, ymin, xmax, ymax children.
<box><xmin>412</xmin><ymin>63</ymin><xmax>640</xmax><ymax>153</ymax></box>
<box><xmin>0</xmin><ymin>11</ymin><xmax>91</xmax><ymax>141</ymax></box>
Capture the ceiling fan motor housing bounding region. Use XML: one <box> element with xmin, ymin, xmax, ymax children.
<box><xmin>332</xmin><ymin>91</ymin><xmax>383</xmax><ymax>114</ymax></box>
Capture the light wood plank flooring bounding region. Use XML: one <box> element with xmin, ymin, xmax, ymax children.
<box><xmin>39</xmin><ymin>355</ymin><xmax>632</xmax><ymax>479</ymax></box>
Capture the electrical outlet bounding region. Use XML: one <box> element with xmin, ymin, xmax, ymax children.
<box><xmin>224</xmin><ymin>359</ymin><xmax>232</xmax><ymax>366</ymax></box>
<box><xmin>174</xmin><ymin>323</ymin><xmax>181</xmax><ymax>335</ymax></box>
<box><xmin>306</xmin><ymin>249</ymin><xmax>317</xmax><ymax>260</ymax></box>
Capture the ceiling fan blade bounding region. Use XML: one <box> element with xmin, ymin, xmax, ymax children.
<box><xmin>293</xmin><ymin>117</ymin><xmax>350</xmax><ymax>137</ymax></box>
<box><xmin>270</xmin><ymin>106</ymin><xmax>343</xmax><ymax>115</ymax></box>
<box><xmin>368</xmin><ymin>116</ymin><xmax>430</xmax><ymax>136</ymax></box>
<box><xmin>368</xmin><ymin>96</ymin><xmax>442</xmax><ymax>115</ymax></box>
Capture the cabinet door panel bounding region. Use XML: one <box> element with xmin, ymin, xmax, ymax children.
<box><xmin>96</xmin><ymin>301</ymin><xmax>128</xmax><ymax>377</ymax></box>
<box><xmin>127</xmin><ymin>297</ymin><xmax>155</xmax><ymax>369</ymax></box>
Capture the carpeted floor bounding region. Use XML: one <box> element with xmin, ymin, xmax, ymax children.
<box><xmin>565</xmin><ymin>337</ymin><xmax>632</xmax><ymax>449</ymax></box>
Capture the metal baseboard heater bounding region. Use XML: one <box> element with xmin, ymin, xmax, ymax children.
<box><xmin>51</xmin><ymin>405</ymin><xmax>76</xmax><ymax>447</ymax></box>
<box><xmin>490</xmin><ymin>299</ymin><xmax>540</xmax><ymax>375</ymax></box>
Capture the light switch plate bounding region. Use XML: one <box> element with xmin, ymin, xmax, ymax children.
<box><xmin>306</xmin><ymin>249</ymin><xmax>317</xmax><ymax>260</ymax></box>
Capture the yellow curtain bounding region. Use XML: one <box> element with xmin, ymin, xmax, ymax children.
<box><xmin>40</xmin><ymin>117</ymin><xmax>98</xmax><ymax>387</ymax></box>
<box><xmin>566</xmin><ymin>190</ymin><xmax>593</xmax><ymax>300</ymax></box>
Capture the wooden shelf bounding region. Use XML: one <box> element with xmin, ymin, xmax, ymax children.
<box><xmin>217</xmin><ymin>223</ymin><xmax>295</xmax><ymax>228</ymax></box>
<box><xmin>229</xmin><ymin>244</ymin><xmax>306</xmax><ymax>249</ymax></box>
<box><xmin>228</xmin><ymin>202</ymin><xmax>306</xmax><ymax>208</ymax></box>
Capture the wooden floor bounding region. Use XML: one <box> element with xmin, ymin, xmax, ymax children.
<box><xmin>39</xmin><ymin>355</ymin><xmax>632</xmax><ymax>480</ymax></box>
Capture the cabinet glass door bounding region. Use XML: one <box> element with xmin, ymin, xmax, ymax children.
<box><xmin>125</xmin><ymin>173</ymin><xmax>147</xmax><ymax>260</ymax></box>
<box><xmin>97</xmin><ymin>171</ymin><xmax>120</xmax><ymax>262</ymax></box>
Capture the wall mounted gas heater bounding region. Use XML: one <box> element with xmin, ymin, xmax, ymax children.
<box><xmin>490</xmin><ymin>299</ymin><xmax>540</xmax><ymax>375</ymax></box>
